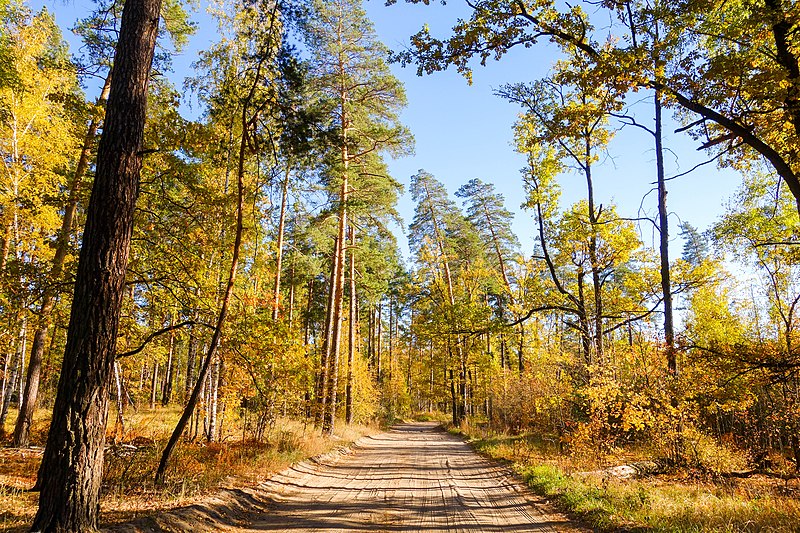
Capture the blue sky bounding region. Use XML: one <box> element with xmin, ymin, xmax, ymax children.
<box><xmin>38</xmin><ymin>0</ymin><xmax>742</xmax><ymax>260</ymax></box>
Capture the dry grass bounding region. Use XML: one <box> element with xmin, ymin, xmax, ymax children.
<box><xmin>0</xmin><ymin>407</ymin><xmax>377</xmax><ymax>532</ymax></box>
<box><xmin>412</xmin><ymin>411</ymin><xmax>452</xmax><ymax>423</ymax></box>
<box><xmin>463</xmin><ymin>427</ymin><xmax>800</xmax><ymax>532</ymax></box>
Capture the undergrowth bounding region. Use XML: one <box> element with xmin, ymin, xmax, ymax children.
<box><xmin>0</xmin><ymin>407</ymin><xmax>376</xmax><ymax>532</ymax></box>
<box><xmin>459</xmin><ymin>423</ymin><xmax>800</xmax><ymax>532</ymax></box>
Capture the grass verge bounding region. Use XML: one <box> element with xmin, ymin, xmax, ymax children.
<box><xmin>458</xmin><ymin>426</ymin><xmax>800</xmax><ymax>532</ymax></box>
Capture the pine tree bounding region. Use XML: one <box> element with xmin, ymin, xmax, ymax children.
<box><xmin>304</xmin><ymin>0</ymin><xmax>410</xmax><ymax>435</ymax></box>
<box><xmin>31</xmin><ymin>0</ymin><xmax>162</xmax><ymax>528</ymax></box>
<box><xmin>679</xmin><ymin>222</ymin><xmax>708</xmax><ymax>266</ymax></box>
<box><xmin>408</xmin><ymin>170</ymin><xmax>473</xmax><ymax>424</ymax></box>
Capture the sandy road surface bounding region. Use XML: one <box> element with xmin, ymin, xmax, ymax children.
<box><xmin>108</xmin><ymin>422</ymin><xmax>583</xmax><ymax>532</ymax></box>
<box><xmin>249</xmin><ymin>422</ymin><xmax>579</xmax><ymax>532</ymax></box>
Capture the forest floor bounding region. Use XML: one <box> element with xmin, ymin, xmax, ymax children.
<box><xmin>104</xmin><ymin>421</ymin><xmax>585</xmax><ymax>532</ymax></box>
<box><xmin>0</xmin><ymin>408</ymin><xmax>377</xmax><ymax>532</ymax></box>
<box><xmin>458</xmin><ymin>425</ymin><xmax>800</xmax><ymax>532</ymax></box>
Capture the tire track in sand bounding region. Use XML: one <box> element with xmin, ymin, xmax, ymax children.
<box><xmin>246</xmin><ymin>422</ymin><xmax>583</xmax><ymax>532</ymax></box>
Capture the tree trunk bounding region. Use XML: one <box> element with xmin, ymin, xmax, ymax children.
<box><xmin>155</xmin><ymin>58</ymin><xmax>252</xmax><ymax>481</ymax></box>
<box><xmin>216</xmin><ymin>358</ymin><xmax>226</xmax><ymax>441</ymax></box>
<box><xmin>272</xmin><ymin>166</ymin><xmax>291</xmax><ymax>321</ymax></box>
<box><xmin>655</xmin><ymin>87</ymin><xmax>675</xmax><ymax>376</ymax></box>
<box><xmin>315</xmin><ymin>236</ymin><xmax>339</xmax><ymax>426</ymax></box>
<box><xmin>388</xmin><ymin>298</ymin><xmax>394</xmax><ymax>382</ymax></box>
<box><xmin>185</xmin><ymin>323</ymin><xmax>198</xmax><ymax>397</ymax></box>
<box><xmin>161</xmin><ymin>317</ymin><xmax>175</xmax><ymax>406</ymax></box>
<box><xmin>304</xmin><ymin>278</ymin><xmax>314</xmax><ymax>347</ymax></box>
<box><xmin>577</xmin><ymin>272</ymin><xmax>592</xmax><ymax>367</ymax></box>
<box><xmin>113</xmin><ymin>361</ymin><xmax>125</xmax><ymax>438</ymax></box>
<box><xmin>0</xmin><ymin>327</ymin><xmax>22</xmax><ymax>440</ymax></box>
<box><xmin>376</xmin><ymin>302</ymin><xmax>382</xmax><ymax>382</ymax></box>
<box><xmin>303</xmin><ymin>279</ymin><xmax>315</xmax><ymax>421</ymax></box>
<box><xmin>345</xmin><ymin>226</ymin><xmax>356</xmax><ymax>425</ymax></box>
<box><xmin>13</xmin><ymin>76</ymin><xmax>112</xmax><ymax>449</ymax></box>
<box><xmin>288</xmin><ymin>259</ymin><xmax>296</xmax><ymax>326</ymax></box>
<box><xmin>0</xmin><ymin>353</ymin><xmax>9</xmax><ymax>426</ymax></box>
<box><xmin>367</xmin><ymin>306</ymin><xmax>373</xmax><ymax>369</ymax></box>
<box><xmin>584</xmin><ymin>132</ymin><xmax>604</xmax><ymax>364</ymax></box>
<box><xmin>206</xmin><ymin>357</ymin><xmax>220</xmax><ymax>442</ymax></box>
<box><xmin>428</xmin><ymin>341</ymin><xmax>434</xmax><ymax>412</ymax></box>
<box><xmin>31</xmin><ymin>0</ymin><xmax>162</xmax><ymax>529</ymax></box>
<box><xmin>322</xmin><ymin>184</ymin><xmax>348</xmax><ymax>435</ymax></box>
<box><xmin>449</xmin><ymin>365</ymin><xmax>458</xmax><ymax>426</ymax></box>
<box><xmin>500</xmin><ymin>333</ymin><xmax>506</xmax><ymax>370</ymax></box>
<box><xmin>149</xmin><ymin>359</ymin><xmax>159</xmax><ymax>409</ymax></box>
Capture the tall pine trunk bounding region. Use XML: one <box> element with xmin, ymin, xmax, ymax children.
<box><xmin>321</xmin><ymin>167</ymin><xmax>348</xmax><ymax>435</ymax></box>
<box><xmin>31</xmin><ymin>0</ymin><xmax>162</xmax><ymax>529</ymax></box>
<box><xmin>315</xmin><ymin>236</ymin><xmax>339</xmax><ymax>426</ymax></box>
<box><xmin>345</xmin><ymin>226</ymin><xmax>356</xmax><ymax>425</ymax></box>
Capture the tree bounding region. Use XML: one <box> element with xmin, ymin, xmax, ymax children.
<box><xmin>10</xmin><ymin>0</ymin><xmax>196</xmax><ymax>449</ymax></box>
<box><xmin>393</xmin><ymin>0</ymin><xmax>800</xmax><ymax>217</ymax></box>
<box><xmin>31</xmin><ymin>0</ymin><xmax>162</xmax><ymax>529</ymax></box>
<box><xmin>155</xmin><ymin>0</ymin><xmax>286</xmax><ymax>482</ymax></box>
<box><xmin>510</xmin><ymin>81</ymin><xmax>665</xmax><ymax>378</ymax></box>
<box><xmin>0</xmin><ymin>1</ymin><xmax>82</xmax><ymax>443</ymax></box>
<box><xmin>409</xmin><ymin>170</ymin><xmax>483</xmax><ymax>424</ymax></box>
<box><xmin>679</xmin><ymin>222</ymin><xmax>708</xmax><ymax>266</ymax></box>
<box><xmin>455</xmin><ymin>178</ymin><xmax>524</xmax><ymax>369</ymax></box>
<box><xmin>0</xmin><ymin>0</ymin><xmax>15</xmax><ymax>89</ymax></box>
<box><xmin>501</xmin><ymin>60</ymin><xmax>620</xmax><ymax>364</ymax></box>
<box><xmin>303</xmin><ymin>0</ymin><xmax>411</xmax><ymax>434</ymax></box>
<box><xmin>456</xmin><ymin>178</ymin><xmax>518</xmax><ymax>295</ymax></box>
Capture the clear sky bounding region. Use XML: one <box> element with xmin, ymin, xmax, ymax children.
<box><xmin>37</xmin><ymin>0</ymin><xmax>742</xmax><ymax>260</ymax></box>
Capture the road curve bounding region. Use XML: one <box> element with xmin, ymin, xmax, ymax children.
<box><xmin>249</xmin><ymin>422</ymin><xmax>581</xmax><ymax>532</ymax></box>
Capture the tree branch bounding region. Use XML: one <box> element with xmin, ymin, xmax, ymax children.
<box><xmin>116</xmin><ymin>321</ymin><xmax>214</xmax><ymax>359</ymax></box>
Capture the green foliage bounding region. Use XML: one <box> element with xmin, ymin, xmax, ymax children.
<box><xmin>679</xmin><ymin>222</ymin><xmax>709</xmax><ymax>266</ymax></box>
<box><xmin>73</xmin><ymin>0</ymin><xmax>196</xmax><ymax>76</ymax></box>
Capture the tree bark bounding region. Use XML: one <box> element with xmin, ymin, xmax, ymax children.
<box><xmin>0</xmin><ymin>324</ymin><xmax>22</xmax><ymax>440</ymax></box>
<box><xmin>185</xmin><ymin>323</ymin><xmax>198</xmax><ymax>397</ymax></box>
<box><xmin>31</xmin><ymin>0</ymin><xmax>162</xmax><ymax>529</ymax></box>
<box><xmin>13</xmin><ymin>76</ymin><xmax>112</xmax><ymax>448</ymax></box>
<box><xmin>376</xmin><ymin>302</ymin><xmax>382</xmax><ymax>382</ymax></box>
<box><xmin>206</xmin><ymin>357</ymin><xmax>220</xmax><ymax>442</ymax></box>
<box><xmin>161</xmin><ymin>316</ymin><xmax>175</xmax><ymax>406</ymax></box>
<box><xmin>149</xmin><ymin>359</ymin><xmax>159</xmax><ymax>409</ymax></box>
<box><xmin>272</xmin><ymin>166</ymin><xmax>291</xmax><ymax>321</ymax></box>
<box><xmin>655</xmin><ymin>87</ymin><xmax>676</xmax><ymax>376</ymax></box>
<box><xmin>113</xmin><ymin>361</ymin><xmax>125</xmax><ymax>438</ymax></box>
<box><xmin>315</xmin><ymin>236</ymin><xmax>339</xmax><ymax>426</ymax></box>
<box><xmin>583</xmin><ymin>130</ymin><xmax>604</xmax><ymax>364</ymax></box>
<box><xmin>321</xmin><ymin>180</ymin><xmax>347</xmax><ymax>435</ymax></box>
<box><xmin>345</xmin><ymin>225</ymin><xmax>356</xmax><ymax>425</ymax></box>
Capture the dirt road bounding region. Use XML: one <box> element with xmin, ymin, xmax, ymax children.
<box><xmin>108</xmin><ymin>422</ymin><xmax>583</xmax><ymax>532</ymax></box>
